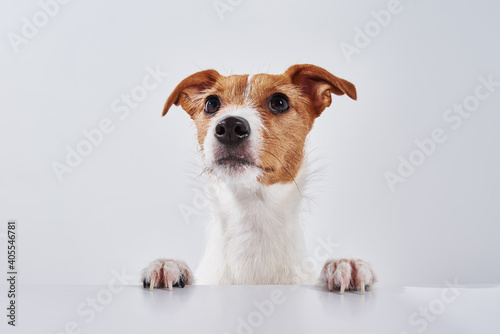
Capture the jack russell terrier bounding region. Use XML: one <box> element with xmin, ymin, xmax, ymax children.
<box><xmin>141</xmin><ymin>64</ymin><xmax>376</xmax><ymax>294</ymax></box>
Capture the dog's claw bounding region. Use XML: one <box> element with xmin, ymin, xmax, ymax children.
<box><xmin>321</xmin><ymin>258</ymin><xmax>376</xmax><ymax>294</ymax></box>
<box><xmin>141</xmin><ymin>258</ymin><xmax>193</xmax><ymax>291</ymax></box>
<box><xmin>149</xmin><ymin>276</ymin><xmax>156</xmax><ymax>291</ymax></box>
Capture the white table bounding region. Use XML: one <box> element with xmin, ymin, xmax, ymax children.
<box><xmin>3</xmin><ymin>284</ymin><xmax>499</xmax><ymax>334</ymax></box>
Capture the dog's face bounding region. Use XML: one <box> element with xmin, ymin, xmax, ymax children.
<box><xmin>163</xmin><ymin>64</ymin><xmax>356</xmax><ymax>186</ymax></box>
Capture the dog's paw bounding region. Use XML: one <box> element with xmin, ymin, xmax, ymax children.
<box><xmin>320</xmin><ymin>258</ymin><xmax>376</xmax><ymax>294</ymax></box>
<box><xmin>141</xmin><ymin>258</ymin><xmax>194</xmax><ymax>291</ymax></box>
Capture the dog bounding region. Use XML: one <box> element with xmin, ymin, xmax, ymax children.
<box><xmin>141</xmin><ymin>64</ymin><xmax>375</xmax><ymax>294</ymax></box>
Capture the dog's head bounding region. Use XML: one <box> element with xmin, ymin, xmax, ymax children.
<box><xmin>163</xmin><ymin>64</ymin><xmax>356</xmax><ymax>186</ymax></box>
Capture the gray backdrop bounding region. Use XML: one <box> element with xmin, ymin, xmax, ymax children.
<box><xmin>0</xmin><ymin>0</ymin><xmax>499</xmax><ymax>286</ymax></box>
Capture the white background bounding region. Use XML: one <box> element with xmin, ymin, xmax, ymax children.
<box><xmin>0</xmin><ymin>0</ymin><xmax>499</xmax><ymax>286</ymax></box>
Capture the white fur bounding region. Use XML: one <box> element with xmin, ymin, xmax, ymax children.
<box><xmin>196</xmin><ymin>168</ymin><xmax>315</xmax><ymax>285</ymax></box>
<box><xmin>244</xmin><ymin>74</ymin><xmax>253</xmax><ymax>101</ymax></box>
<box><xmin>195</xmin><ymin>102</ymin><xmax>315</xmax><ymax>284</ymax></box>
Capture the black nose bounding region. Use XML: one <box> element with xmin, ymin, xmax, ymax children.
<box><xmin>214</xmin><ymin>116</ymin><xmax>251</xmax><ymax>146</ymax></box>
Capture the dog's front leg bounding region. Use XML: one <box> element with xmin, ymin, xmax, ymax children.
<box><xmin>320</xmin><ymin>259</ymin><xmax>376</xmax><ymax>294</ymax></box>
<box><xmin>141</xmin><ymin>258</ymin><xmax>194</xmax><ymax>291</ymax></box>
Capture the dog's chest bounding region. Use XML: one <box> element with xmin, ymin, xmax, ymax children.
<box><xmin>204</xmin><ymin>182</ymin><xmax>312</xmax><ymax>284</ymax></box>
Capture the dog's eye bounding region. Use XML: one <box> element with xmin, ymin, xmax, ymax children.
<box><xmin>268</xmin><ymin>93</ymin><xmax>290</xmax><ymax>114</ymax></box>
<box><xmin>204</xmin><ymin>95</ymin><xmax>221</xmax><ymax>115</ymax></box>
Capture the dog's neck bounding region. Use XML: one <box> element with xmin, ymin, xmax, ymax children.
<box><xmin>196</xmin><ymin>165</ymin><xmax>315</xmax><ymax>285</ymax></box>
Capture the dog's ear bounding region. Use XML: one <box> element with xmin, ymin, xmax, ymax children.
<box><xmin>285</xmin><ymin>64</ymin><xmax>357</xmax><ymax>116</ymax></box>
<box><xmin>163</xmin><ymin>69</ymin><xmax>220</xmax><ymax>116</ymax></box>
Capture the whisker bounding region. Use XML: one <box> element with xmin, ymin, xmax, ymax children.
<box><xmin>195</xmin><ymin>167</ymin><xmax>208</xmax><ymax>180</ymax></box>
